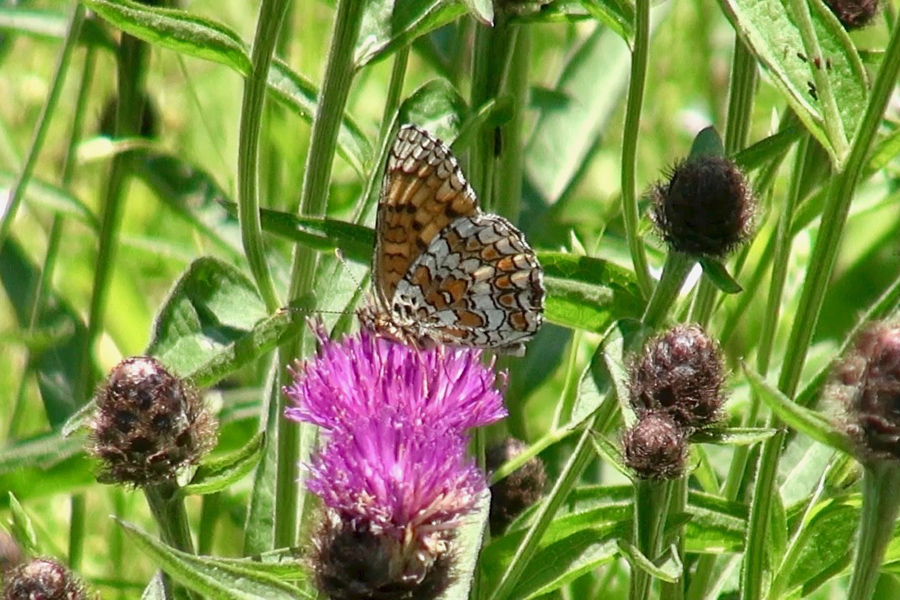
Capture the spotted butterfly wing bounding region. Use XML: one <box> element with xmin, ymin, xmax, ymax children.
<box><xmin>362</xmin><ymin>124</ymin><xmax>544</xmax><ymax>355</ymax></box>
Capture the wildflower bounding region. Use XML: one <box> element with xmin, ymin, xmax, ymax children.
<box><xmin>650</xmin><ymin>155</ymin><xmax>755</xmax><ymax>258</ymax></box>
<box><xmin>89</xmin><ymin>356</ymin><xmax>216</xmax><ymax>487</ymax></box>
<box><xmin>486</xmin><ymin>438</ymin><xmax>547</xmax><ymax>534</ymax></box>
<box><xmin>830</xmin><ymin>321</ymin><xmax>900</xmax><ymax>461</ymax></box>
<box><xmin>284</xmin><ymin>324</ymin><xmax>507</xmax><ymax>599</ymax></box>
<box><xmin>1</xmin><ymin>557</ymin><xmax>88</xmax><ymax>600</ymax></box>
<box><xmin>629</xmin><ymin>325</ymin><xmax>727</xmax><ymax>430</ymax></box>
<box><xmin>623</xmin><ymin>412</ymin><xmax>688</xmax><ymax>480</ymax></box>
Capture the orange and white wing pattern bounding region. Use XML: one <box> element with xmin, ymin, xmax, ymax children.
<box><xmin>361</xmin><ymin>124</ymin><xmax>544</xmax><ymax>356</ymax></box>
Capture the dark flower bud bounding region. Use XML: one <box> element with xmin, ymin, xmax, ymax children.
<box><xmin>623</xmin><ymin>412</ymin><xmax>688</xmax><ymax>480</ymax></box>
<box><xmin>1</xmin><ymin>558</ymin><xmax>88</xmax><ymax>600</ymax></box>
<box><xmin>650</xmin><ymin>156</ymin><xmax>755</xmax><ymax>258</ymax></box>
<box><xmin>823</xmin><ymin>0</ymin><xmax>880</xmax><ymax>29</ymax></box>
<box><xmin>89</xmin><ymin>357</ymin><xmax>216</xmax><ymax>487</ymax></box>
<box><xmin>0</xmin><ymin>531</ymin><xmax>22</xmax><ymax>574</ymax></box>
<box><xmin>629</xmin><ymin>325</ymin><xmax>727</xmax><ymax>430</ymax></box>
<box><xmin>830</xmin><ymin>321</ymin><xmax>900</xmax><ymax>461</ymax></box>
<box><xmin>486</xmin><ymin>438</ymin><xmax>547</xmax><ymax>534</ymax></box>
<box><xmin>311</xmin><ymin>511</ymin><xmax>454</xmax><ymax>600</ymax></box>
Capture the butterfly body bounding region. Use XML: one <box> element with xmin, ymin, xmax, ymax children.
<box><xmin>359</xmin><ymin>125</ymin><xmax>544</xmax><ymax>356</ymax></box>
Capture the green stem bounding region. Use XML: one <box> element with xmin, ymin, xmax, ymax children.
<box><xmin>0</xmin><ymin>4</ymin><xmax>84</xmax><ymax>257</ymax></box>
<box><xmin>848</xmin><ymin>462</ymin><xmax>900</xmax><ymax>600</ymax></box>
<box><xmin>660</xmin><ymin>477</ymin><xmax>687</xmax><ymax>600</ymax></box>
<box><xmin>238</xmin><ymin>0</ymin><xmax>290</xmax><ymax>313</ymax></box>
<box><xmin>642</xmin><ymin>252</ymin><xmax>694</xmax><ymax>330</ymax></box>
<box><xmin>493</xmin><ymin>25</ymin><xmax>530</xmax><ymax>222</ymax></box>
<box><xmin>788</xmin><ymin>0</ymin><xmax>847</xmax><ymax>159</ymax></box>
<box><xmin>145</xmin><ymin>482</ymin><xmax>196</xmax><ymax>600</ymax></box>
<box><xmin>277</xmin><ymin>0</ymin><xmax>364</xmax><ymax>550</ymax></box>
<box><xmin>621</xmin><ymin>0</ymin><xmax>653</xmax><ymax>297</ymax></box>
<box><xmin>742</xmin><ymin>19</ymin><xmax>900</xmax><ymax>600</ymax></box>
<box><xmin>630</xmin><ymin>479</ymin><xmax>673</xmax><ymax>600</ymax></box>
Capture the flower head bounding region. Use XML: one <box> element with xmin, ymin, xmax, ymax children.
<box><xmin>623</xmin><ymin>412</ymin><xmax>688</xmax><ymax>480</ymax></box>
<box><xmin>830</xmin><ymin>321</ymin><xmax>900</xmax><ymax>461</ymax></box>
<box><xmin>629</xmin><ymin>325</ymin><xmax>727</xmax><ymax>430</ymax></box>
<box><xmin>650</xmin><ymin>156</ymin><xmax>755</xmax><ymax>258</ymax></box>
<box><xmin>823</xmin><ymin>0</ymin><xmax>880</xmax><ymax>29</ymax></box>
<box><xmin>284</xmin><ymin>324</ymin><xmax>507</xmax><ymax>599</ymax></box>
<box><xmin>89</xmin><ymin>356</ymin><xmax>217</xmax><ymax>487</ymax></box>
<box><xmin>1</xmin><ymin>558</ymin><xmax>88</xmax><ymax>600</ymax></box>
<box><xmin>486</xmin><ymin>438</ymin><xmax>547</xmax><ymax>534</ymax></box>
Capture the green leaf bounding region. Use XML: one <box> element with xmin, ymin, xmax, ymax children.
<box><xmin>690</xmin><ymin>427</ymin><xmax>778</xmax><ymax>446</ymax></box>
<box><xmin>146</xmin><ymin>257</ymin><xmax>299</xmax><ymax>385</ymax></box>
<box><xmin>781</xmin><ymin>498</ymin><xmax>857</xmax><ymax>596</ymax></box>
<box><xmin>699</xmin><ymin>257</ymin><xmax>743</xmax><ymax>294</ymax></box>
<box><xmin>541</xmin><ymin>253</ymin><xmax>645</xmax><ymax>333</ymax></box>
<box><xmin>684</xmin><ymin>491</ymin><xmax>748</xmax><ymax>554</ymax></box>
<box><xmin>743</xmin><ymin>363</ymin><xmax>856</xmax><ymax>456</ymax></box>
<box><xmin>577</xmin><ymin>0</ymin><xmax>634</xmax><ymax>42</ymax></box>
<box><xmin>731</xmin><ymin>126</ymin><xmax>804</xmax><ymax>173</ymax></box>
<box><xmin>82</xmin><ymin>0</ymin><xmax>251</xmax><ymax>73</ymax></box>
<box><xmin>689</xmin><ymin>126</ymin><xmax>725</xmax><ymax>158</ymax></box>
<box><xmin>141</xmin><ymin>573</ymin><xmax>167</xmax><ymax>600</ymax></box>
<box><xmin>0</xmin><ymin>453</ymin><xmax>94</xmax><ymax>504</ymax></box>
<box><xmin>0</xmin><ymin>170</ymin><xmax>98</xmax><ymax>230</ymax></box>
<box><xmin>719</xmin><ymin>0</ymin><xmax>867</xmax><ymax>164</ymax></box>
<box><xmin>0</xmin><ymin>239</ymin><xmax>87</xmax><ymax>426</ymax></box>
<box><xmin>398</xmin><ymin>78</ymin><xmax>468</xmax><ymax>147</ymax></box>
<box><xmin>525</xmin><ymin>26</ymin><xmax>632</xmax><ymax>204</ymax></box>
<box><xmin>117</xmin><ymin>520</ymin><xmax>310</xmax><ymax>599</ymax></box>
<box><xmin>83</xmin><ymin>0</ymin><xmax>372</xmax><ymax>173</ymax></box>
<box><xmin>355</xmin><ymin>1</ymin><xmax>467</xmax><ymax>67</ymax></box>
<box><xmin>617</xmin><ymin>538</ymin><xmax>679</xmax><ymax>583</ymax></box>
<box><xmin>7</xmin><ymin>493</ymin><xmax>39</xmax><ymax>556</ymax></box>
<box><xmin>183</xmin><ymin>433</ymin><xmax>266</xmax><ymax>496</ymax></box>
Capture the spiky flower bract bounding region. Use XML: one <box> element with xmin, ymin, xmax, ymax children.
<box><xmin>830</xmin><ymin>321</ymin><xmax>900</xmax><ymax>462</ymax></box>
<box><xmin>284</xmin><ymin>324</ymin><xmax>507</xmax><ymax>600</ymax></box>
<box><xmin>650</xmin><ymin>155</ymin><xmax>755</xmax><ymax>258</ymax></box>
<box><xmin>89</xmin><ymin>356</ymin><xmax>217</xmax><ymax>487</ymax></box>
<box><xmin>823</xmin><ymin>0</ymin><xmax>880</xmax><ymax>29</ymax></box>
<box><xmin>629</xmin><ymin>324</ymin><xmax>727</xmax><ymax>430</ymax></box>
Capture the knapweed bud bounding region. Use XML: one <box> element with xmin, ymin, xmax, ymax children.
<box><xmin>1</xmin><ymin>558</ymin><xmax>87</xmax><ymax>600</ymax></box>
<box><xmin>830</xmin><ymin>321</ymin><xmax>900</xmax><ymax>461</ymax></box>
<box><xmin>623</xmin><ymin>412</ymin><xmax>688</xmax><ymax>480</ymax></box>
<box><xmin>823</xmin><ymin>0</ymin><xmax>880</xmax><ymax>29</ymax></box>
<box><xmin>89</xmin><ymin>357</ymin><xmax>216</xmax><ymax>487</ymax></box>
<box><xmin>651</xmin><ymin>156</ymin><xmax>754</xmax><ymax>258</ymax></box>
<box><xmin>629</xmin><ymin>325</ymin><xmax>727</xmax><ymax>430</ymax></box>
<box><xmin>486</xmin><ymin>438</ymin><xmax>547</xmax><ymax>534</ymax></box>
<box><xmin>312</xmin><ymin>512</ymin><xmax>454</xmax><ymax>600</ymax></box>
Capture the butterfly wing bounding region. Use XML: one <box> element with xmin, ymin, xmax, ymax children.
<box><xmin>393</xmin><ymin>213</ymin><xmax>545</xmax><ymax>356</ymax></box>
<box><xmin>373</xmin><ymin>125</ymin><xmax>479</xmax><ymax>309</ymax></box>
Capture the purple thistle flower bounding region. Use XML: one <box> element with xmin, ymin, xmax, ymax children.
<box><xmin>283</xmin><ymin>324</ymin><xmax>508</xmax><ymax>598</ymax></box>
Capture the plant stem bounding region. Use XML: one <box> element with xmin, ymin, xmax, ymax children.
<box><xmin>630</xmin><ymin>479</ymin><xmax>673</xmax><ymax>600</ymax></box>
<box><xmin>238</xmin><ymin>0</ymin><xmax>290</xmax><ymax>313</ymax></box>
<box><xmin>660</xmin><ymin>477</ymin><xmax>687</xmax><ymax>600</ymax></box>
<box><xmin>621</xmin><ymin>0</ymin><xmax>653</xmax><ymax>298</ymax></box>
<box><xmin>741</xmin><ymin>17</ymin><xmax>900</xmax><ymax>600</ymax></box>
<box><xmin>848</xmin><ymin>462</ymin><xmax>900</xmax><ymax>600</ymax></box>
<box><xmin>0</xmin><ymin>4</ymin><xmax>85</xmax><ymax>257</ymax></box>
<box><xmin>277</xmin><ymin>0</ymin><xmax>364</xmax><ymax>550</ymax></box>
<box><xmin>493</xmin><ymin>25</ymin><xmax>530</xmax><ymax>222</ymax></box>
<box><xmin>642</xmin><ymin>251</ymin><xmax>694</xmax><ymax>330</ymax></box>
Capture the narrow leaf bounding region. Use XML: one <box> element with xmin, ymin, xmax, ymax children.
<box><xmin>355</xmin><ymin>1</ymin><xmax>467</xmax><ymax>67</ymax></box>
<box><xmin>689</xmin><ymin>126</ymin><xmax>725</xmax><ymax>158</ymax></box>
<box><xmin>183</xmin><ymin>433</ymin><xmax>266</xmax><ymax>496</ymax></box>
<box><xmin>690</xmin><ymin>427</ymin><xmax>778</xmax><ymax>446</ymax></box>
<box><xmin>699</xmin><ymin>257</ymin><xmax>743</xmax><ymax>294</ymax></box>
<box><xmin>617</xmin><ymin>539</ymin><xmax>679</xmax><ymax>582</ymax></box>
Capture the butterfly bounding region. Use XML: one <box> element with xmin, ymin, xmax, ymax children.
<box><xmin>357</xmin><ymin>124</ymin><xmax>544</xmax><ymax>356</ymax></box>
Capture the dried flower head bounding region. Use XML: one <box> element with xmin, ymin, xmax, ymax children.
<box><xmin>650</xmin><ymin>156</ymin><xmax>755</xmax><ymax>258</ymax></box>
<box><xmin>629</xmin><ymin>325</ymin><xmax>727</xmax><ymax>430</ymax></box>
<box><xmin>90</xmin><ymin>357</ymin><xmax>216</xmax><ymax>487</ymax></box>
<box><xmin>486</xmin><ymin>438</ymin><xmax>547</xmax><ymax>534</ymax></box>
<box><xmin>284</xmin><ymin>324</ymin><xmax>507</xmax><ymax>599</ymax></box>
<box><xmin>823</xmin><ymin>0</ymin><xmax>880</xmax><ymax>29</ymax></box>
<box><xmin>623</xmin><ymin>412</ymin><xmax>688</xmax><ymax>480</ymax></box>
<box><xmin>1</xmin><ymin>558</ymin><xmax>88</xmax><ymax>600</ymax></box>
<box><xmin>830</xmin><ymin>321</ymin><xmax>900</xmax><ymax>461</ymax></box>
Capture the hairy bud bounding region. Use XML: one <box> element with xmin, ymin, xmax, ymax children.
<box><xmin>486</xmin><ymin>438</ymin><xmax>547</xmax><ymax>534</ymax></box>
